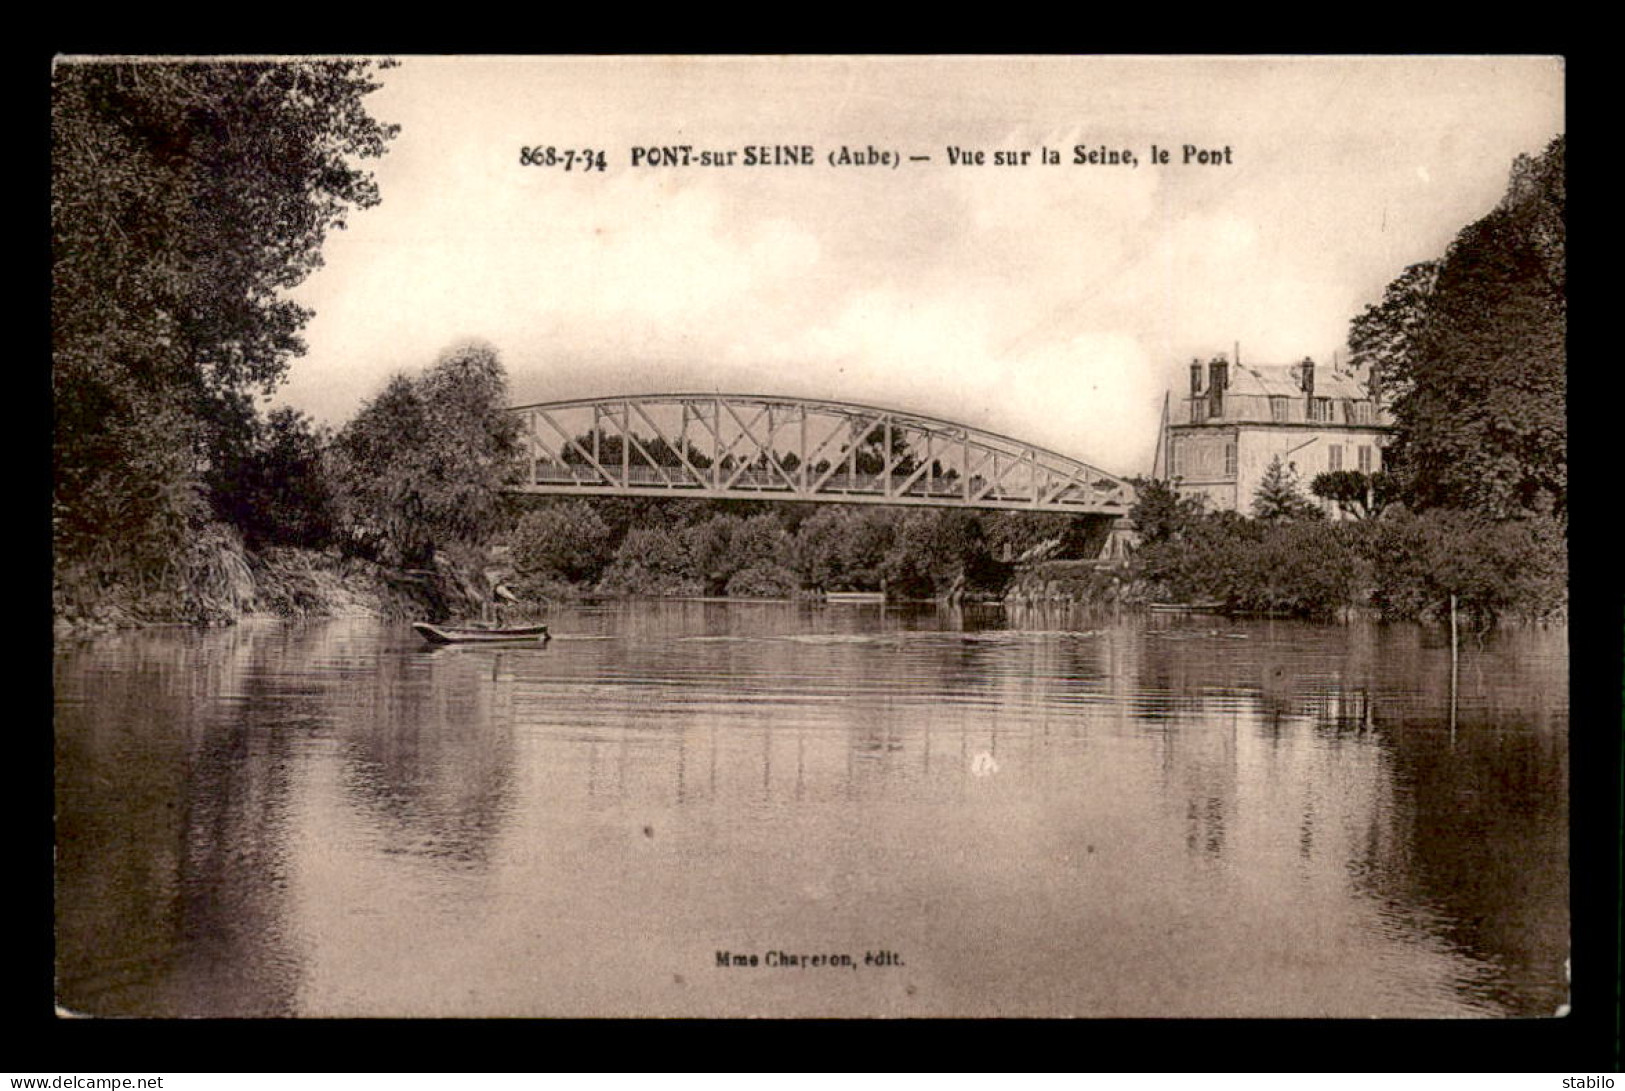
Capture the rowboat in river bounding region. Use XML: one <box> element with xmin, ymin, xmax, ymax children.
<box><xmin>412</xmin><ymin>622</ymin><xmax>550</xmax><ymax>645</ymax></box>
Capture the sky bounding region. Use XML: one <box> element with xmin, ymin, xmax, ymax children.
<box><xmin>275</xmin><ymin>55</ymin><xmax>1564</xmax><ymax>476</ymax></box>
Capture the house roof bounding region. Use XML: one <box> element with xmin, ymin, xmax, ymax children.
<box><xmin>1227</xmin><ymin>363</ymin><xmax>1369</xmax><ymax>401</ymax></box>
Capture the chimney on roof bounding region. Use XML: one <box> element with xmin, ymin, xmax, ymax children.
<box><xmin>1208</xmin><ymin>355</ymin><xmax>1228</xmax><ymax>419</ymax></box>
<box><xmin>1189</xmin><ymin>359</ymin><xmax>1203</xmax><ymax>397</ymax></box>
<box><xmin>1300</xmin><ymin>356</ymin><xmax>1316</xmax><ymax>398</ymax></box>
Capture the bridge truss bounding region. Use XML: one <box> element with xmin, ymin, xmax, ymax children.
<box><xmin>509</xmin><ymin>394</ymin><xmax>1135</xmax><ymax>514</ymax></box>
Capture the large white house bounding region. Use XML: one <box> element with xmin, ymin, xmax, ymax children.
<box><xmin>1156</xmin><ymin>355</ymin><xmax>1395</xmax><ymax>515</ymax></box>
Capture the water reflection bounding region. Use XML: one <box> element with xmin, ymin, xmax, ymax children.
<box><xmin>55</xmin><ymin>626</ymin><xmax>310</xmax><ymax>1016</ymax></box>
<box><xmin>54</xmin><ymin>605</ymin><xmax>1567</xmax><ymax>1017</ymax></box>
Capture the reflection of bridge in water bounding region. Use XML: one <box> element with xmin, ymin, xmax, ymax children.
<box><xmin>508</xmin><ymin>394</ymin><xmax>1137</xmax><ymax>516</ymax></box>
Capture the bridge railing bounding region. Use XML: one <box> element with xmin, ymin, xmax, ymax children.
<box><xmin>527</xmin><ymin>461</ymin><xmax>1124</xmax><ymax>506</ymax></box>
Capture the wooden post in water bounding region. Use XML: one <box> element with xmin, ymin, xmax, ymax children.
<box><xmin>1449</xmin><ymin>592</ymin><xmax>1459</xmax><ymax>740</ymax></box>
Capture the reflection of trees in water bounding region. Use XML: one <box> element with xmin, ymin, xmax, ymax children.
<box><xmin>169</xmin><ymin>683</ymin><xmax>303</xmax><ymax>1016</ymax></box>
<box><xmin>333</xmin><ymin>649</ymin><xmax>517</xmax><ymax>870</ymax></box>
<box><xmin>1352</xmin><ymin>710</ymin><xmax>1568</xmax><ymax>1016</ymax></box>
<box><xmin>55</xmin><ymin>626</ymin><xmax>308</xmax><ymax>1016</ymax></box>
<box><xmin>1125</xmin><ymin>617</ymin><xmax>1568</xmax><ymax>1015</ymax></box>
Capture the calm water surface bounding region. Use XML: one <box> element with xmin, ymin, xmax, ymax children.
<box><xmin>54</xmin><ymin>602</ymin><xmax>1568</xmax><ymax>1017</ymax></box>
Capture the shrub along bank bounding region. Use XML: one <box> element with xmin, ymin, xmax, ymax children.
<box><xmin>510</xmin><ymin>499</ymin><xmax>1036</xmax><ymax>604</ymax></box>
<box><xmin>1125</xmin><ymin>480</ymin><xmax>1566</xmax><ymax>625</ymax></box>
<box><xmin>53</xmin><ymin>532</ymin><xmax>493</xmax><ymax>636</ymax></box>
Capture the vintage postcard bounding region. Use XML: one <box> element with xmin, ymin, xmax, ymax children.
<box><xmin>52</xmin><ymin>55</ymin><xmax>1567</xmax><ymax>1020</ymax></box>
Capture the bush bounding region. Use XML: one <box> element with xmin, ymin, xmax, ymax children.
<box><xmin>512</xmin><ymin>501</ymin><xmax>614</xmax><ymax>585</ymax></box>
<box><xmin>1370</xmin><ymin>508</ymin><xmax>1566</xmax><ymax>624</ymax></box>
<box><xmin>682</xmin><ymin>512</ymin><xmax>790</xmax><ymax>595</ymax></box>
<box><xmin>597</xmin><ymin>527</ymin><xmax>701</xmax><ymax>597</ymax></box>
<box><xmin>881</xmin><ymin>509</ymin><xmax>1002</xmax><ymax>600</ymax></box>
<box><xmin>724</xmin><ymin>562</ymin><xmax>800</xmax><ymax>598</ymax></box>
<box><xmin>793</xmin><ymin>507</ymin><xmax>897</xmax><ymax>591</ymax></box>
<box><xmin>1129</xmin><ymin>490</ymin><xmax>1369</xmax><ymax>618</ymax></box>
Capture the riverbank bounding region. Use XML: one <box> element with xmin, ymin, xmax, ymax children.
<box><xmin>53</xmin><ymin>542</ymin><xmax>1135</xmax><ymax>637</ymax></box>
<box><xmin>1003</xmin><ymin>559</ymin><xmax>1150</xmax><ymax>609</ymax></box>
<box><xmin>54</xmin><ymin>521</ymin><xmax>1565</xmax><ymax>636</ymax></box>
<box><xmin>52</xmin><ymin>534</ymin><xmax>487</xmax><ymax>638</ymax></box>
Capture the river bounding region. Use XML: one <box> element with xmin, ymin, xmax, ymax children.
<box><xmin>53</xmin><ymin>601</ymin><xmax>1568</xmax><ymax>1018</ymax></box>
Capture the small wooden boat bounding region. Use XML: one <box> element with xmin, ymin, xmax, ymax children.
<box><xmin>413</xmin><ymin>622</ymin><xmax>550</xmax><ymax>645</ymax></box>
<box><xmin>824</xmin><ymin>591</ymin><xmax>886</xmax><ymax>604</ymax></box>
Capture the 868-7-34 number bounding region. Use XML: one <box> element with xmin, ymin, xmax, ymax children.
<box><xmin>520</xmin><ymin>146</ymin><xmax>608</xmax><ymax>171</ymax></box>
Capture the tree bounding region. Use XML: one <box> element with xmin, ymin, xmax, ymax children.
<box><xmin>1346</xmin><ymin>260</ymin><xmax>1439</xmax><ymax>402</ymax></box>
<box><xmin>882</xmin><ymin>509</ymin><xmax>995</xmax><ymax>600</ymax></box>
<box><xmin>793</xmin><ymin>507</ymin><xmax>897</xmax><ymax>591</ymax></box>
<box><xmin>53</xmin><ymin>59</ymin><xmax>398</xmax><ymax>567</ymax></box>
<box><xmin>597</xmin><ymin>527</ymin><xmax>700</xmax><ymax>597</ymax></box>
<box><xmin>981</xmin><ymin>512</ymin><xmax>1093</xmax><ymax>561</ymax></box>
<box><xmin>329</xmin><ymin>341</ymin><xmax>524</xmax><ymax>566</ymax></box>
<box><xmin>850</xmin><ymin>424</ymin><xmax>919</xmax><ymax>476</ymax></box>
<box><xmin>1370</xmin><ymin>508</ymin><xmax>1566</xmax><ymax>625</ymax></box>
<box><xmin>1309</xmin><ymin>470</ymin><xmax>1396</xmax><ymax>522</ymax></box>
<box><xmin>681</xmin><ymin>512</ymin><xmax>793</xmax><ymax>595</ymax></box>
<box><xmin>208</xmin><ymin>407</ymin><xmax>335</xmax><ymax>550</ymax></box>
<box><xmin>1252</xmin><ymin>457</ymin><xmax>1323</xmax><ymax>522</ymax></box>
<box><xmin>511</xmin><ymin>502</ymin><xmax>614</xmax><ymax>585</ymax></box>
<box><xmin>1354</xmin><ymin>135</ymin><xmax>1565</xmax><ymax>521</ymax></box>
<box><xmin>1127</xmin><ymin>477</ymin><xmax>1208</xmax><ymax>546</ymax></box>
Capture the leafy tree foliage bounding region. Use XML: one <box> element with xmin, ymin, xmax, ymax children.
<box><xmin>881</xmin><ymin>510</ymin><xmax>1001</xmax><ymax>599</ymax></box>
<box><xmin>981</xmin><ymin>512</ymin><xmax>1101</xmax><ymax>561</ymax></box>
<box><xmin>1369</xmin><ymin>509</ymin><xmax>1566</xmax><ymax>625</ymax></box>
<box><xmin>511</xmin><ymin>501</ymin><xmax>615</xmax><ymax>585</ymax></box>
<box><xmin>1252</xmin><ymin>456</ymin><xmax>1324</xmax><ymax>522</ymax></box>
<box><xmin>560</xmin><ymin>430</ymin><xmax>714</xmax><ymax>470</ymax></box>
<box><xmin>53</xmin><ymin>59</ymin><xmax>398</xmax><ymax>566</ymax></box>
<box><xmin>683</xmin><ymin>513</ymin><xmax>792</xmax><ymax>596</ymax></box>
<box><xmin>1214</xmin><ymin>522</ymin><xmax>1368</xmax><ymax>619</ymax></box>
<box><xmin>1309</xmin><ymin>470</ymin><xmax>1396</xmax><ymax>521</ymax></box>
<box><xmin>1354</xmin><ymin>135</ymin><xmax>1565</xmax><ymax>520</ymax></box>
<box><xmin>1346</xmin><ymin>260</ymin><xmax>1439</xmax><ymax>402</ymax></box>
<box><xmin>1127</xmin><ymin>477</ymin><xmax>1208</xmax><ymax>547</ymax></box>
<box><xmin>55</xmin><ymin>390</ymin><xmax>211</xmax><ymax>576</ymax></box>
<box><xmin>329</xmin><ymin>341</ymin><xmax>524</xmax><ymax>566</ymax></box>
<box><xmin>793</xmin><ymin>507</ymin><xmax>899</xmax><ymax>591</ymax></box>
<box><xmin>208</xmin><ymin>407</ymin><xmax>335</xmax><ymax>549</ymax></box>
<box><xmin>850</xmin><ymin>424</ymin><xmax>920</xmax><ymax>476</ymax></box>
<box><xmin>597</xmin><ymin>527</ymin><xmax>701</xmax><ymax>597</ymax></box>
<box><xmin>1129</xmin><ymin>488</ymin><xmax>1563</xmax><ymax>623</ymax></box>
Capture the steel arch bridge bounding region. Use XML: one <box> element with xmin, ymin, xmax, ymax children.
<box><xmin>508</xmin><ymin>394</ymin><xmax>1136</xmax><ymax>515</ymax></box>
